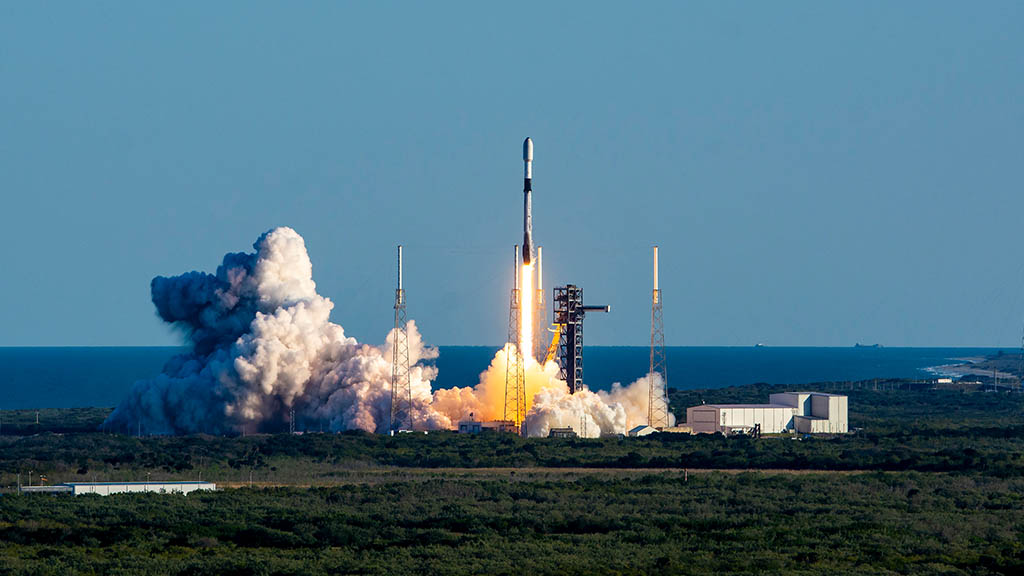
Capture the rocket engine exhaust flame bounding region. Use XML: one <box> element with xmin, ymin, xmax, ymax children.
<box><xmin>520</xmin><ymin>263</ymin><xmax>534</xmax><ymax>366</ymax></box>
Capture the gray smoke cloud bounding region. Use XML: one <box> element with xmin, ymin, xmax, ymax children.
<box><xmin>104</xmin><ymin>227</ymin><xmax>447</xmax><ymax>435</ymax></box>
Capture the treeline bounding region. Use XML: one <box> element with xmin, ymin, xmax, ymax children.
<box><xmin>2</xmin><ymin>385</ymin><xmax>1023</xmax><ymax>486</ymax></box>
<box><xmin>0</xmin><ymin>407</ymin><xmax>111</xmax><ymax>436</ymax></box>
<box><xmin>1</xmin><ymin>471</ymin><xmax>1022</xmax><ymax>575</ymax></box>
<box><xmin>1</xmin><ymin>421</ymin><xmax>1022</xmax><ymax>485</ymax></box>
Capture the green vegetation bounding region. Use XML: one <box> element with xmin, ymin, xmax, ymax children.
<box><xmin>1</xmin><ymin>471</ymin><xmax>1022</xmax><ymax>575</ymax></box>
<box><xmin>2</xmin><ymin>384</ymin><xmax>1023</xmax><ymax>486</ymax></box>
<box><xmin>0</xmin><ymin>407</ymin><xmax>110</xmax><ymax>436</ymax></box>
<box><xmin>1</xmin><ymin>383</ymin><xmax>1022</xmax><ymax>574</ymax></box>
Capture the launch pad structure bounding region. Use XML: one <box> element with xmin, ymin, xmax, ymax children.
<box><xmin>553</xmin><ymin>285</ymin><xmax>609</xmax><ymax>394</ymax></box>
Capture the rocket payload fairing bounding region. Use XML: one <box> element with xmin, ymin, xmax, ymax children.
<box><xmin>522</xmin><ymin>137</ymin><xmax>534</xmax><ymax>265</ymax></box>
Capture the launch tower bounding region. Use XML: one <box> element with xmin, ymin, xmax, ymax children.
<box><xmin>553</xmin><ymin>285</ymin><xmax>609</xmax><ymax>394</ymax></box>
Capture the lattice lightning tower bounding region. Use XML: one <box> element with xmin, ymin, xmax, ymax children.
<box><xmin>505</xmin><ymin>245</ymin><xmax>526</xmax><ymax>432</ymax></box>
<box><xmin>389</xmin><ymin>245</ymin><xmax>413</xmax><ymax>433</ymax></box>
<box><xmin>648</xmin><ymin>246</ymin><xmax>670</xmax><ymax>428</ymax></box>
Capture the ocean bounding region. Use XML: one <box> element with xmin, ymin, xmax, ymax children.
<box><xmin>0</xmin><ymin>346</ymin><xmax>1009</xmax><ymax>410</ymax></box>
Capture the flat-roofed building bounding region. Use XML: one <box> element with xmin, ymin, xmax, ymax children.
<box><xmin>687</xmin><ymin>403</ymin><xmax>796</xmax><ymax>434</ymax></box>
<box><xmin>22</xmin><ymin>481</ymin><xmax>216</xmax><ymax>496</ymax></box>
<box><xmin>457</xmin><ymin>420</ymin><xmax>516</xmax><ymax>434</ymax></box>
<box><xmin>687</xmin><ymin>392</ymin><xmax>848</xmax><ymax>435</ymax></box>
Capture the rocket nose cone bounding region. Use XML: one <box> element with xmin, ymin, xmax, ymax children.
<box><xmin>523</xmin><ymin>138</ymin><xmax>533</xmax><ymax>162</ymax></box>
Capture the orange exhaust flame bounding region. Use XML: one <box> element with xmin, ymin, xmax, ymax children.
<box><xmin>520</xmin><ymin>263</ymin><xmax>533</xmax><ymax>367</ymax></box>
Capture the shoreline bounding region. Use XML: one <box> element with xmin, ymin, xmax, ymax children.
<box><xmin>924</xmin><ymin>356</ymin><xmax>1018</xmax><ymax>380</ymax></box>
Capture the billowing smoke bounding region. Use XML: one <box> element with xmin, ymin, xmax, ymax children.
<box><xmin>105</xmin><ymin>227</ymin><xmax>448</xmax><ymax>435</ymax></box>
<box><xmin>523</xmin><ymin>372</ymin><xmax>675</xmax><ymax>438</ymax></box>
<box><xmin>107</xmin><ymin>227</ymin><xmax>672</xmax><ymax>437</ymax></box>
<box><xmin>432</xmin><ymin>349</ymin><xmax>674</xmax><ymax>437</ymax></box>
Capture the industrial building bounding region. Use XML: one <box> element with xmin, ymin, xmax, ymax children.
<box><xmin>686</xmin><ymin>392</ymin><xmax>848</xmax><ymax>435</ymax></box>
<box><xmin>548</xmin><ymin>427</ymin><xmax>578</xmax><ymax>438</ymax></box>
<box><xmin>457</xmin><ymin>420</ymin><xmax>516</xmax><ymax>434</ymax></box>
<box><xmin>20</xmin><ymin>481</ymin><xmax>216</xmax><ymax>496</ymax></box>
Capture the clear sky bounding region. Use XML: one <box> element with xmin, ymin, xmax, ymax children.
<box><xmin>1</xmin><ymin>2</ymin><xmax>1023</xmax><ymax>347</ymax></box>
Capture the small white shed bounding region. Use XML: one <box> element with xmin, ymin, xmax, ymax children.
<box><xmin>628</xmin><ymin>425</ymin><xmax>659</xmax><ymax>437</ymax></box>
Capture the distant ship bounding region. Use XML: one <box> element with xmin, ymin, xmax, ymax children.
<box><xmin>854</xmin><ymin>343</ymin><xmax>883</xmax><ymax>348</ymax></box>
<box><xmin>754</xmin><ymin>343</ymin><xmax>767</xmax><ymax>348</ymax></box>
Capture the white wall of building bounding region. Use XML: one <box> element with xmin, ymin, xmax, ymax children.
<box><xmin>685</xmin><ymin>405</ymin><xmax>796</xmax><ymax>434</ymax></box>
<box><xmin>687</xmin><ymin>392</ymin><xmax>848</xmax><ymax>435</ymax></box>
<box><xmin>67</xmin><ymin>482</ymin><xmax>216</xmax><ymax>496</ymax></box>
<box><xmin>770</xmin><ymin>393</ymin><xmax>811</xmax><ymax>418</ymax></box>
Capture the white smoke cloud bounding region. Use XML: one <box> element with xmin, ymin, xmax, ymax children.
<box><xmin>106</xmin><ymin>227</ymin><xmax>443</xmax><ymax>435</ymax></box>
<box><xmin>106</xmin><ymin>227</ymin><xmax>672</xmax><ymax>436</ymax></box>
<box><xmin>523</xmin><ymin>372</ymin><xmax>675</xmax><ymax>437</ymax></box>
<box><xmin>523</xmin><ymin>387</ymin><xmax>626</xmax><ymax>438</ymax></box>
<box><xmin>599</xmin><ymin>372</ymin><xmax>676</xmax><ymax>430</ymax></box>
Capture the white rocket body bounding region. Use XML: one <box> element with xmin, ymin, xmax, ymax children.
<box><xmin>523</xmin><ymin>137</ymin><xmax>534</xmax><ymax>266</ymax></box>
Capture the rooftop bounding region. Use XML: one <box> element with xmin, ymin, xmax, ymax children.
<box><xmin>696</xmin><ymin>404</ymin><xmax>796</xmax><ymax>410</ymax></box>
<box><xmin>62</xmin><ymin>477</ymin><xmax>214</xmax><ymax>481</ymax></box>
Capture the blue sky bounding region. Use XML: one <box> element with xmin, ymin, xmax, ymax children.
<box><xmin>1</xmin><ymin>2</ymin><xmax>1022</xmax><ymax>347</ymax></box>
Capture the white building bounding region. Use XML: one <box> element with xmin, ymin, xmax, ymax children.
<box><xmin>686</xmin><ymin>392</ymin><xmax>847</xmax><ymax>435</ymax></box>
<box><xmin>628</xmin><ymin>425</ymin><xmax>658</xmax><ymax>437</ymax></box>
<box><xmin>22</xmin><ymin>481</ymin><xmax>216</xmax><ymax>496</ymax></box>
